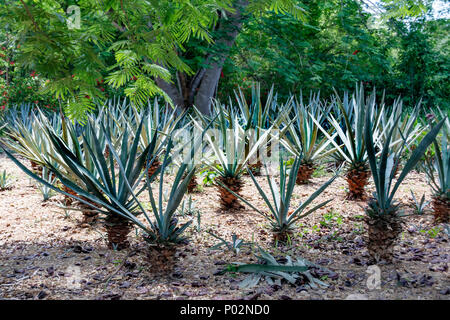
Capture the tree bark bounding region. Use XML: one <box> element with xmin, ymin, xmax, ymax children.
<box><xmin>154</xmin><ymin>77</ymin><xmax>184</xmax><ymax>113</ymax></box>
<box><xmin>194</xmin><ymin>1</ymin><xmax>247</xmax><ymax>115</ymax></box>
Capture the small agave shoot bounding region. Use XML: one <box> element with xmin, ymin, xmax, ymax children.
<box><xmin>363</xmin><ymin>107</ymin><xmax>445</xmax><ymax>263</ymax></box>
<box><xmin>2</xmin><ymin>110</ymin><xmax>61</xmax><ymax>176</ymax></box>
<box><xmin>2</xmin><ymin>116</ymin><xmax>159</xmax><ymax>250</ymax></box>
<box><xmin>423</xmin><ymin>111</ymin><xmax>449</xmax><ymax>223</ymax></box>
<box><xmin>220</xmin><ymin>156</ymin><xmax>338</xmax><ymax>243</ymax></box>
<box><xmin>316</xmin><ymin>86</ymin><xmax>382</xmax><ymax>200</ymax></box>
<box><xmin>280</xmin><ymin>93</ymin><xmax>336</xmax><ymax>184</ymax></box>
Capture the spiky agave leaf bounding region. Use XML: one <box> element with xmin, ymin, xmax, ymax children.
<box><xmin>410</xmin><ymin>190</ymin><xmax>430</xmax><ymax>215</ymax></box>
<box><xmin>207</xmin><ymin>231</ymin><xmax>249</xmax><ymax>255</ymax></box>
<box><xmin>314</xmin><ymin>86</ymin><xmax>386</xmax><ymax>199</ymax></box>
<box><xmin>231</xmin><ymin>84</ymin><xmax>288</xmax><ymax>173</ymax></box>
<box><xmin>1</xmin><ymin>111</ymin><xmax>62</xmax><ymax>169</ymax></box>
<box><xmin>423</xmin><ymin>118</ymin><xmax>449</xmax><ymax>198</ymax></box>
<box><xmin>378</xmin><ymin>99</ymin><xmax>424</xmax><ymax>159</ymax></box>
<box><xmin>365</xmin><ymin>109</ymin><xmax>445</xmax><ymax>215</ymax></box>
<box><xmin>130</xmin><ymin>100</ymin><xmax>186</xmax><ymax>153</ymax></box>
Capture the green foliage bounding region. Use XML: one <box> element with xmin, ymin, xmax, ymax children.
<box><xmin>219</xmin><ymin>0</ymin><xmax>447</xmax><ymax>111</ymax></box>
<box><xmin>319</xmin><ymin>210</ymin><xmax>344</xmax><ymax>229</ymax></box>
<box><xmin>0</xmin><ymin>0</ymin><xmax>234</xmax><ymax>119</ymax></box>
<box><xmin>0</xmin><ymin>0</ymin><xmax>445</xmax><ymax>120</ymax></box>
<box><xmin>0</xmin><ymin>31</ymin><xmax>57</xmax><ymax>110</ymax></box>
<box><xmin>199</xmin><ymin>166</ymin><xmax>220</xmax><ymax>186</ymax></box>
<box><xmin>419</xmin><ymin>225</ymin><xmax>442</xmax><ymax>239</ymax></box>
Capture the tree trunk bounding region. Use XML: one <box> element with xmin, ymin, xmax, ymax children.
<box><xmin>155</xmin><ymin>1</ymin><xmax>248</xmax><ymax>115</ymax></box>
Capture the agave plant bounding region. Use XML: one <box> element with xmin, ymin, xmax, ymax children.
<box><xmin>1</xmin><ymin>110</ymin><xmax>62</xmax><ymax>172</ymax></box>
<box><xmin>315</xmin><ymin>86</ymin><xmax>382</xmax><ymax>200</ymax></box>
<box><xmin>422</xmin><ymin>111</ymin><xmax>449</xmax><ymax>223</ymax></box>
<box><xmin>99</xmin><ymin>137</ymin><xmax>200</xmax><ymax>272</ymax></box>
<box><xmin>409</xmin><ymin>190</ymin><xmax>430</xmax><ymax>215</ymax></box>
<box><xmin>220</xmin><ymin>156</ymin><xmax>338</xmax><ymax>241</ymax></box>
<box><xmin>2</xmin><ymin>116</ymin><xmax>159</xmax><ymax>250</ymax></box>
<box><xmin>232</xmin><ymin>83</ymin><xmax>286</xmax><ymax>175</ymax></box>
<box><xmin>280</xmin><ymin>93</ymin><xmax>336</xmax><ymax>184</ymax></box>
<box><xmin>107</xmin><ymin>116</ymin><xmax>206</xmax><ymax>230</ymax></box>
<box><xmin>363</xmin><ymin>106</ymin><xmax>445</xmax><ymax>263</ymax></box>
<box><xmin>193</xmin><ymin>106</ymin><xmax>273</xmax><ymax>209</ymax></box>
<box><xmin>218</xmin><ymin>247</ymin><xmax>328</xmax><ymax>289</ymax></box>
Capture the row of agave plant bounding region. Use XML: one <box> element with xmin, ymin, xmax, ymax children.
<box><xmin>0</xmin><ymin>84</ymin><xmax>448</xmax><ymax>265</ymax></box>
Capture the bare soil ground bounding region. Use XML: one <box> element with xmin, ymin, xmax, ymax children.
<box><xmin>0</xmin><ymin>155</ymin><xmax>448</xmax><ymax>300</ymax></box>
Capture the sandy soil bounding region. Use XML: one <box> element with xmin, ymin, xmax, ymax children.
<box><xmin>0</xmin><ymin>154</ymin><xmax>448</xmax><ymax>300</ymax></box>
